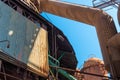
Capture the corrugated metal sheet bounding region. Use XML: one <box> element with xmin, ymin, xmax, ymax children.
<box><xmin>0</xmin><ymin>1</ymin><xmax>49</xmax><ymax>77</ymax></box>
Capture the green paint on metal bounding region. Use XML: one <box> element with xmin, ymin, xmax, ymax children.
<box><xmin>49</xmin><ymin>59</ymin><xmax>77</xmax><ymax>80</ymax></box>
<box><xmin>49</xmin><ymin>55</ymin><xmax>60</xmax><ymax>66</ymax></box>
<box><xmin>58</xmin><ymin>52</ymin><xmax>65</xmax><ymax>61</ymax></box>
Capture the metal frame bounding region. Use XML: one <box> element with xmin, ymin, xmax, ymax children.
<box><xmin>92</xmin><ymin>0</ymin><xmax>120</xmax><ymax>9</ymax></box>
<box><xmin>0</xmin><ymin>51</ymin><xmax>46</xmax><ymax>80</ymax></box>
<box><xmin>0</xmin><ymin>0</ymin><xmax>54</xmax><ymax>28</ymax></box>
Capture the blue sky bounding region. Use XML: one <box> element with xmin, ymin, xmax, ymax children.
<box><xmin>41</xmin><ymin>0</ymin><xmax>120</xmax><ymax>68</ymax></box>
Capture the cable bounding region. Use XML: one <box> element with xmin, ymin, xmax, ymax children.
<box><xmin>49</xmin><ymin>65</ymin><xmax>113</xmax><ymax>79</ymax></box>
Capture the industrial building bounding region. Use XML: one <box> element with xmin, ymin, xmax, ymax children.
<box><xmin>0</xmin><ymin>0</ymin><xmax>120</xmax><ymax>80</ymax></box>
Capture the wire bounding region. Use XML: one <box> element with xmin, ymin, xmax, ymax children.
<box><xmin>49</xmin><ymin>65</ymin><xmax>113</xmax><ymax>79</ymax></box>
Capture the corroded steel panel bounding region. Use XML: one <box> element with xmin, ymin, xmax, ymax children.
<box><xmin>0</xmin><ymin>1</ymin><xmax>49</xmax><ymax>77</ymax></box>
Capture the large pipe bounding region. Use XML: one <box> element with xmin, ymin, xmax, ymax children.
<box><xmin>39</xmin><ymin>0</ymin><xmax>118</xmax><ymax>71</ymax></box>
<box><xmin>107</xmin><ymin>33</ymin><xmax>120</xmax><ymax>78</ymax></box>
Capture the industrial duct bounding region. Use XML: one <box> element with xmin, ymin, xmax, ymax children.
<box><xmin>39</xmin><ymin>0</ymin><xmax>118</xmax><ymax>71</ymax></box>
<box><xmin>107</xmin><ymin>33</ymin><xmax>120</xmax><ymax>77</ymax></box>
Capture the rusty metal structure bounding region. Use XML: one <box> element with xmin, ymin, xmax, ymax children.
<box><xmin>31</xmin><ymin>0</ymin><xmax>120</xmax><ymax>79</ymax></box>
<box><xmin>74</xmin><ymin>58</ymin><xmax>109</xmax><ymax>80</ymax></box>
<box><xmin>0</xmin><ymin>0</ymin><xmax>120</xmax><ymax>80</ymax></box>
<box><xmin>0</xmin><ymin>0</ymin><xmax>77</xmax><ymax>80</ymax></box>
<box><xmin>28</xmin><ymin>0</ymin><xmax>120</xmax><ymax>79</ymax></box>
<box><xmin>81</xmin><ymin>58</ymin><xmax>108</xmax><ymax>80</ymax></box>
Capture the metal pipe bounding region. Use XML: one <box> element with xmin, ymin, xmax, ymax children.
<box><xmin>58</xmin><ymin>52</ymin><xmax>65</xmax><ymax>61</ymax></box>
<box><xmin>49</xmin><ymin>60</ymin><xmax>77</xmax><ymax>80</ymax></box>
<box><xmin>50</xmin><ymin>65</ymin><xmax>112</xmax><ymax>79</ymax></box>
<box><xmin>107</xmin><ymin>33</ymin><xmax>120</xmax><ymax>79</ymax></box>
<box><xmin>48</xmin><ymin>55</ymin><xmax>60</xmax><ymax>66</ymax></box>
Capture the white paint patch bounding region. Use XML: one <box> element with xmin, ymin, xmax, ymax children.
<box><xmin>31</xmin><ymin>39</ymin><xmax>34</xmax><ymax>43</ymax></box>
<box><xmin>34</xmin><ymin>34</ymin><xmax>37</xmax><ymax>37</ymax></box>
<box><xmin>29</xmin><ymin>45</ymin><xmax>32</xmax><ymax>48</ymax></box>
<box><xmin>8</xmin><ymin>30</ymin><xmax>14</xmax><ymax>36</ymax></box>
<box><xmin>36</xmin><ymin>28</ymin><xmax>39</xmax><ymax>32</ymax></box>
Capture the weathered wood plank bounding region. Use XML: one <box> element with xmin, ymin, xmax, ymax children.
<box><xmin>27</xmin><ymin>27</ymin><xmax>49</xmax><ymax>77</ymax></box>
